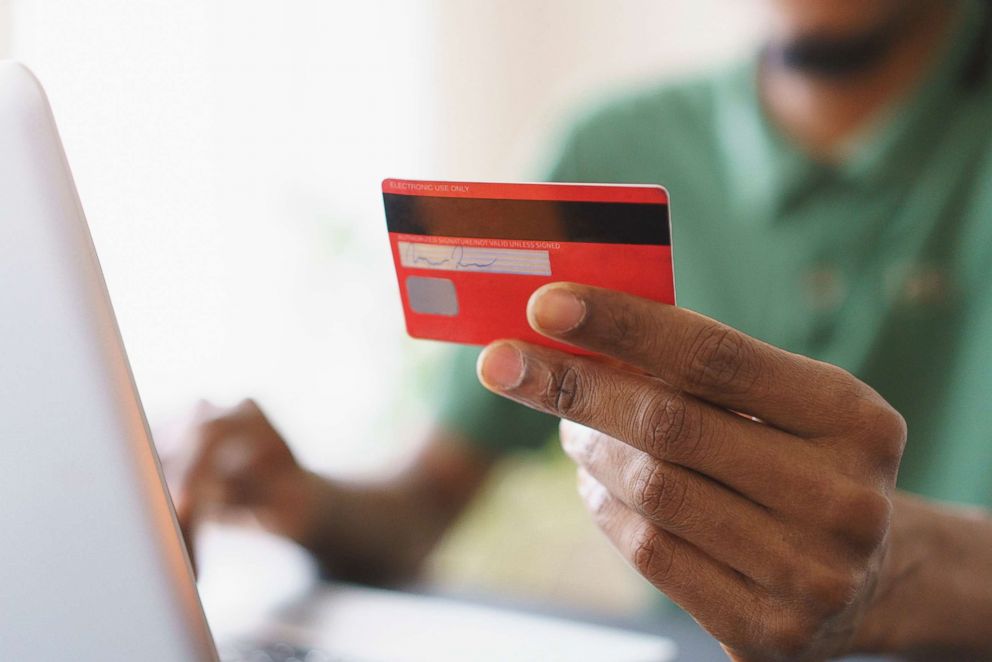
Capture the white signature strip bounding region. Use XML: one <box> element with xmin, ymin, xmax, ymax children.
<box><xmin>398</xmin><ymin>241</ymin><xmax>551</xmax><ymax>276</ymax></box>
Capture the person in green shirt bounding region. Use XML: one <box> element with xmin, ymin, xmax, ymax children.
<box><xmin>176</xmin><ymin>0</ymin><xmax>992</xmax><ymax>657</ymax></box>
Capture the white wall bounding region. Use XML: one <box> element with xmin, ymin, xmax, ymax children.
<box><xmin>0</xmin><ymin>0</ymin><xmax>10</xmax><ymax>57</ymax></box>
<box><xmin>432</xmin><ymin>0</ymin><xmax>767</xmax><ymax>178</ymax></box>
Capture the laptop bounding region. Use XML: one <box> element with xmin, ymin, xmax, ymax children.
<box><xmin>0</xmin><ymin>60</ymin><xmax>676</xmax><ymax>661</ymax></box>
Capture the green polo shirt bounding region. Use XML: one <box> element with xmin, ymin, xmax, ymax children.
<box><xmin>438</xmin><ymin>1</ymin><xmax>992</xmax><ymax>507</ymax></box>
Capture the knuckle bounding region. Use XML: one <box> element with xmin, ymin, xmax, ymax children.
<box><xmin>635</xmin><ymin>462</ymin><xmax>692</xmax><ymax>529</ymax></box>
<box><xmin>543</xmin><ymin>363</ymin><xmax>585</xmax><ymax>417</ymax></box>
<box><xmin>761</xmin><ymin>567</ymin><xmax>871</xmax><ymax>659</ymax></box>
<box><xmin>631</xmin><ymin>527</ymin><xmax>659</xmax><ymax>576</ymax></box>
<box><xmin>801</xmin><ymin>565</ymin><xmax>863</xmax><ymax>616</ymax></box>
<box><xmin>634</xmin><ymin>462</ymin><xmax>665</xmax><ymax>517</ymax></box>
<box><xmin>841</xmin><ymin>387</ymin><xmax>907</xmax><ymax>454</ymax></box>
<box><xmin>810</xmin><ymin>365</ymin><xmax>877</xmax><ymax>434</ymax></box>
<box><xmin>868</xmin><ymin>406</ymin><xmax>908</xmax><ymax>465</ymax></box>
<box><xmin>803</xmin><ymin>476</ymin><xmax>892</xmax><ymax>553</ymax></box>
<box><xmin>683</xmin><ymin>323</ymin><xmax>757</xmax><ymax>394</ymax></box>
<box><xmin>632</xmin><ymin>527</ymin><xmax>677</xmax><ymax>586</ymax></box>
<box><xmin>881</xmin><ymin>407</ymin><xmax>908</xmax><ymax>443</ymax></box>
<box><xmin>645</xmin><ymin>390</ymin><xmax>706</xmax><ymax>463</ymax></box>
<box><xmin>607</xmin><ymin>300</ymin><xmax>649</xmax><ymax>355</ymax></box>
<box><xmin>840</xmin><ymin>394</ymin><xmax>907</xmax><ymax>479</ymax></box>
<box><xmin>237</xmin><ymin>398</ymin><xmax>261</xmax><ymax>415</ymax></box>
<box><xmin>194</xmin><ymin>418</ymin><xmax>229</xmax><ymax>444</ymax></box>
<box><xmin>834</xmin><ymin>487</ymin><xmax>892</xmax><ymax>551</ymax></box>
<box><xmin>817</xmin><ymin>483</ymin><xmax>858</xmax><ymax>526</ymax></box>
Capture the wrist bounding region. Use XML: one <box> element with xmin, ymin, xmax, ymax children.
<box><xmin>848</xmin><ymin>494</ymin><xmax>930</xmax><ymax>653</ymax></box>
<box><xmin>850</xmin><ymin>492</ymin><xmax>992</xmax><ymax>656</ymax></box>
<box><xmin>258</xmin><ymin>468</ymin><xmax>330</xmax><ymax>545</ymax></box>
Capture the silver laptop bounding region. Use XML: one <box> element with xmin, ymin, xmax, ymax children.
<box><xmin>0</xmin><ymin>60</ymin><xmax>677</xmax><ymax>662</ymax></box>
<box><xmin>0</xmin><ymin>60</ymin><xmax>218</xmax><ymax>661</ymax></box>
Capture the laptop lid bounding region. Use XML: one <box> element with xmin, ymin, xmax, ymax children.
<box><xmin>0</xmin><ymin>61</ymin><xmax>217</xmax><ymax>661</ymax></box>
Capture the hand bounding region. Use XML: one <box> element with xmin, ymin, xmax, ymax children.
<box><xmin>173</xmin><ymin>399</ymin><xmax>321</xmax><ymax>569</ymax></box>
<box><xmin>477</xmin><ymin>283</ymin><xmax>907</xmax><ymax>661</ymax></box>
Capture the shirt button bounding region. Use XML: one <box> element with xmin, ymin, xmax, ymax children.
<box><xmin>884</xmin><ymin>262</ymin><xmax>949</xmax><ymax>307</ymax></box>
<box><xmin>804</xmin><ymin>265</ymin><xmax>846</xmax><ymax>313</ymax></box>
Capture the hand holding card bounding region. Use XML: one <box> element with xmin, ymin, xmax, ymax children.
<box><xmin>382</xmin><ymin>178</ymin><xmax>674</xmax><ymax>351</ymax></box>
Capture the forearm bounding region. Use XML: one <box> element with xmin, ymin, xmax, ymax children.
<box><xmin>286</xmin><ymin>430</ymin><xmax>494</xmax><ymax>585</ymax></box>
<box><xmin>294</xmin><ymin>470</ymin><xmax>458</xmax><ymax>585</ymax></box>
<box><xmin>853</xmin><ymin>491</ymin><xmax>992</xmax><ymax>657</ymax></box>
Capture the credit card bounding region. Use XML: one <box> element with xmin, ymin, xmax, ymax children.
<box><xmin>382</xmin><ymin>178</ymin><xmax>674</xmax><ymax>350</ymax></box>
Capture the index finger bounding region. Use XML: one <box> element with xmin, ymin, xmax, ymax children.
<box><xmin>476</xmin><ymin>339</ymin><xmax>818</xmax><ymax>506</ymax></box>
<box><xmin>526</xmin><ymin>283</ymin><xmax>879</xmax><ymax>438</ymax></box>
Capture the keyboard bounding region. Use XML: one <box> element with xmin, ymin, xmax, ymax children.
<box><xmin>218</xmin><ymin>639</ymin><xmax>362</xmax><ymax>662</ymax></box>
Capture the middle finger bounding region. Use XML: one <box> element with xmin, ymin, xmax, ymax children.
<box><xmin>562</xmin><ymin>421</ymin><xmax>792</xmax><ymax>584</ymax></box>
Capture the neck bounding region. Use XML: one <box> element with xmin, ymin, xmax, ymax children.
<box><xmin>761</xmin><ymin>2</ymin><xmax>962</xmax><ymax>160</ymax></box>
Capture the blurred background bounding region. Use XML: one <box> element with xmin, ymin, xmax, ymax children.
<box><xmin>0</xmin><ymin>0</ymin><xmax>765</xmax><ymax>626</ymax></box>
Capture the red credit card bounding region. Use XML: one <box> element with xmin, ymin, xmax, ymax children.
<box><xmin>382</xmin><ymin>178</ymin><xmax>674</xmax><ymax>350</ymax></box>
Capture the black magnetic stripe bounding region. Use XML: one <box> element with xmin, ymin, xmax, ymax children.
<box><xmin>383</xmin><ymin>193</ymin><xmax>670</xmax><ymax>245</ymax></box>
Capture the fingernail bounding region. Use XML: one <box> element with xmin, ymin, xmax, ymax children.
<box><xmin>577</xmin><ymin>468</ymin><xmax>609</xmax><ymax>513</ymax></box>
<box><xmin>477</xmin><ymin>343</ymin><xmax>525</xmax><ymax>390</ymax></box>
<box><xmin>529</xmin><ymin>286</ymin><xmax>586</xmax><ymax>334</ymax></box>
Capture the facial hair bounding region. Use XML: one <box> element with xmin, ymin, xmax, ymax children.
<box><xmin>765</xmin><ymin>13</ymin><xmax>911</xmax><ymax>79</ymax></box>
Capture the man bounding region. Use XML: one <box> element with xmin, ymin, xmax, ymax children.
<box><xmin>177</xmin><ymin>0</ymin><xmax>992</xmax><ymax>658</ymax></box>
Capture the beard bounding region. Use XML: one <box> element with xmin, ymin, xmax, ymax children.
<box><xmin>765</xmin><ymin>14</ymin><xmax>910</xmax><ymax>78</ymax></box>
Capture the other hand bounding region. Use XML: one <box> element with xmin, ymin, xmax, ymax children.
<box><xmin>173</xmin><ymin>399</ymin><xmax>321</xmax><ymax>570</ymax></box>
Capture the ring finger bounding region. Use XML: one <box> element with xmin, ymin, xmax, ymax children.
<box><xmin>563</xmin><ymin>420</ymin><xmax>793</xmax><ymax>586</ymax></box>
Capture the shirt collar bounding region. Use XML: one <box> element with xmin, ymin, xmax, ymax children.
<box><xmin>841</xmin><ymin>0</ymin><xmax>988</xmax><ymax>189</ymax></box>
